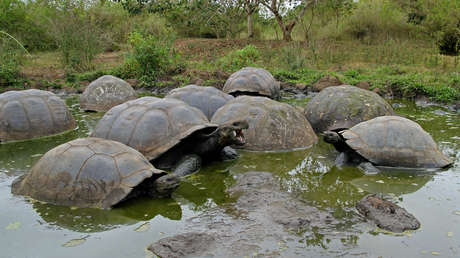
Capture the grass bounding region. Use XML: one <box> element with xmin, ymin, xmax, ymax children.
<box><xmin>15</xmin><ymin>37</ymin><xmax>460</xmax><ymax>103</ymax></box>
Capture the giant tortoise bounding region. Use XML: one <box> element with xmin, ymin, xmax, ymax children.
<box><xmin>223</xmin><ymin>67</ymin><xmax>280</xmax><ymax>100</ymax></box>
<box><xmin>91</xmin><ymin>97</ymin><xmax>248</xmax><ymax>176</ymax></box>
<box><xmin>80</xmin><ymin>75</ymin><xmax>137</xmax><ymax>112</ymax></box>
<box><xmin>0</xmin><ymin>89</ymin><xmax>76</xmax><ymax>142</ymax></box>
<box><xmin>323</xmin><ymin>116</ymin><xmax>453</xmax><ymax>172</ymax></box>
<box><xmin>12</xmin><ymin>137</ymin><xmax>180</xmax><ymax>209</ymax></box>
<box><xmin>165</xmin><ymin>85</ymin><xmax>234</xmax><ymax>120</ymax></box>
<box><xmin>211</xmin><ymin>96</ymin><xmax>317</xmax><ymax>151</ymax></box>
<box><xmin>304</xmin><ymin>85</ymin><xmax>394</xmax><ymax>133</ymax></box>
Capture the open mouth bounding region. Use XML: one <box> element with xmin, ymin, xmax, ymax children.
<box><xmin>234</xmin><ymin>129</ymin><xmax>246</xmax><ymax>145</ymax></box>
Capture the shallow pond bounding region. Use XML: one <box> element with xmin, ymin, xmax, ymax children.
<box><xmin>0</xmin><ymin>96</ymin><xmax>459</xmax><ymax>257</ymax></box>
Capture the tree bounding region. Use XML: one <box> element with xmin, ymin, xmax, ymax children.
<box><xmin>242</xmin><ymin>0</ymin><xmax>260</xmax><ymax>38</ymax></box>
<box><xmin>260</xmin><ymin>0</ymin><xmax>317</xmax><ymax>41</ymax></box>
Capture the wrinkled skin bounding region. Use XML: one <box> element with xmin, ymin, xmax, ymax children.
<box><xmin>323</xmin><ymin>130</ymin><xmax>380</xmax><ymax>174</ymax></box>
<box><xmin>153</xmin><ymin>120</ymin><xmax>249</xmax><ymax>177</ymax></box>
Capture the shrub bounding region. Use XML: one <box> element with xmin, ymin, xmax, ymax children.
<box><xmin>122</xmin><ymin>32</ymin><xmax>181</xmax><ymax>84</ymax></box>
<box><xmin>420</xmin><ymin>0</ymin><xmax>460</xmax><ymax>56</ymax></box>
<box><xmin>341</xmin><ymin>0</ymin><xmax>415</xmax><ymax>41</ymax></box>
<box><xmin>48</xmin><ymin>2</ymin><xmax>105</xmax><ymax>71</ymax></box>
<box><xmin>0</xmin><ymin>33</ymin><xmax>26</xmax><ymax>86</ymax></box>
<box><xmin>218</xmin><ymin>45</ymin><xmax>260</xmax><ymax>72</ymax></box>
<box><xmin>0</xmin><ymin>0</ymin><xmax>54</xmax><ymax>51</ymax></box>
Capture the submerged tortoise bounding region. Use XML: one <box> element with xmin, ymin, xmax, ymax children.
<box><xmin>304</xmin><ymin>85</ymin><xmax>394</xmax><ymax>133</ymax></box>
<box><xmin>323</xmin><ymin>116</ymin><xmax>453</xmax><ymax>173</ymax></box>
<box><xmin>223</xmin><ymin>67</ymin><xmax>280</xmax><ymax>100</ymax></box>
<box><xmin>91</xmin><ymin>97</ymin><xmax>248</xmax><ymax>177</ymax></box>
<box><xmin>0</xmin><ymin>89</ymin><xmax>76</xmax><ymax>142</ymax></box>
<box><xmin>12</xmin><ymin>138</ymin><xmax>180</xmax><ymax>209</ymax></box>
<box><xmin>211</xmin><ymin>96</ymin><xmax>317</xmax><ymax>151</ymax></box>
<box><xmin>80</xmin><ymin>75</ymin><xmax>137</xmax><ymax>112</ymax></box>
<box><xmin>165</xmin><ymin>85</ymin><xmax>234</xmax><ymax>120</ymax></box>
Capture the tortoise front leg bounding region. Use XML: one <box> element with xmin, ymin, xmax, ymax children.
<box><xmin>220</xmin><ymin>146</ymin><xmax>239</xmax><ymax>161</ymax></box>
<box><xmin>172</xmin><ymin>154</ymin><xmax>202</xmax><ymax>177</ymax></box>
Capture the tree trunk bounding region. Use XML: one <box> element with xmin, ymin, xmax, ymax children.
<box><xmin>248</xmin><ymin>11</ymin><xmax>254</xmax><ymax>38</ymax></box>
<box><xmin>282</xmin><ymin>27</ymin><xmax>293</xmax><ymax>41</ymax></box>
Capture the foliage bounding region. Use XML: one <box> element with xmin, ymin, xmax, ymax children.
<box><xmin>121</xmin><ymin>31</ymin><xmax>182</xmax><ymax>84</ymax></box>
<box><xmin>0</xmin><ymin>0</ymin><xmax>54</xmax><ymax>51</ymax></box>
<box><xmin>420</xmin><ymin>0</ymin><xmax>460</xmax><ymax>55</ymax></box>
<box><xmin>338</xmin><ymin>0</ymin><xmax>415</xmax><ymax>41</ymax></box>
<box><xmin>0</xmin><ymin>34</ymin><xmax>26</xmax><ymax>86</ymax></box>
<box><xmin>218</xmin><ymin>44</ymin><xmax>260</xmax><ymax>71</ymax></box>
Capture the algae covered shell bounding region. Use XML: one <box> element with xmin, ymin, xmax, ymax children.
<box><xmin>11</xmin><ymin>137</ymin><xmax>166</xmax><ymax>209</ymax></box>
<box><xmin>91</xmin><ymin>97</ymin><xmax>217</xmax><ymax>160</ymax></box>
<box><xmin>80</xmin><ymin>75</ymin><xmax>137</xmax><ymax>112</ymax></box>
<box><xmin>304</xmin><ymin>85</ymin><xmax>394</xmax><ymax>133</ymax></box>
<box><xmin>342</xmin><ymin>116</ymin><xmax>453</xmax><ymax>168</ymax></box>
<box><xmin>211</xmin><ymin>96</ymin><xmax>317</xmax><ymax>151</ymax></box>
<box><xmin>223</xmin><ymin>67</ymin><xmax>280</xmax><ymax>100</ymax></box>
<box><xmin>0</xmin><ymin>89</ymin><xmax>76</xmax><ymax>142</ymax></box>
<box><xmin>166</xmin><ymin>85</ymin><xmax>234</xmax><ymax>120</ymax></box>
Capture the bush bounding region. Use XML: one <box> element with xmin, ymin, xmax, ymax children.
<box><xmin>218</xmin><ymin>45</ymin><xmax>260</xmax><ymax>72</ymax></box>
<box><xmin>341</xmin><ymin>0</ymin><xmax>414</xmax><ymax>41</ymax></box>
<box><xmin>0</xmin><ymin>0</ymin><xmax>54</xmax><ymax>51</ymax></box>
<box><xmin>121</xmin><ymin>32</ymin><xmax>181</xmax><ymax>84</ymax></box>
<box><xmin>0</xmin><ymin>34</ymin><xmax>26</xmax><ymax>86</ymax></box>
<box><xmin>420</xmin><ymin>0</ymin><xmax>460</xmax><ymax>56</ymax></box>
<box><xmin>48</xmin><ymin>2</ymin><xmax>104</xmax><ymax>71</ymax></box>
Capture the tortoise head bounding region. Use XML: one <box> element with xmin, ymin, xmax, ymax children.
<box><xmin>214</xmin><ymin>120</ymin><xmax>249</xmax><ymax>146</ymax></box>
<box><xmin>151</xmin><ymin>173</ymin><xmax>180</xmax><ymax>198</ymax></box>
<box><xmin>323</xmin><ymin>131</ymin><xmax>342</xmax><ymax>144</ymax></box>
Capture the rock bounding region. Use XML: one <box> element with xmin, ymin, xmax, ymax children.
<box><xmin>148</xmin><ymin>232</ymin><xmax>215</xmax><ymax>258</ymax></box>
<box><xmin>294</xmin><ymin>93</ymin><xmax>307</xmax><ymax>99</ymax></box>
<box><xmin>295</xmin><ymin>83</ymin><xmax>307</xmax><ymax>90</ymax></box>
<box><xmin>125</xmin><ymin>78</ymin><xmax>139</xmax><ymax>88</ymax></box>
<box><xmin>372</xmin><ymin>87</ymin><xmax>381</xmax><ymax>95</ymax></box>
<box><xmin>356</xmin><ymin>194</ymin><xmax>420</xmax><ymax>233</ymax></box>
<box><xmin>312</xmin><ymin>75</ymin><xmax>342</xmax><ymax>92</ymax></box>
<box><xmin>355</xmin><ymin>81</ymin><xmax>370</xmax><ymax>90</ymax></box>
<box><xmin>147</xmin><ymin>172</ymin><xmax>346</xmax><ymax>257</ymax></box>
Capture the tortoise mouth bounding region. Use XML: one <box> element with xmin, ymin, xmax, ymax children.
<box><xmin>234</xmin><ymin>129</ymin><xmax>246</xmax><ymax>146</ymax></box>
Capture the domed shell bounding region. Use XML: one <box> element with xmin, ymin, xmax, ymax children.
<box><xmin>304</xmin><ymin>85</ymin><xmax>394</xmax><ymax>133</ymax></box>
<box><xmin>211</xmin><ymin>96</ymin><xmax>317</xmax><ymax>151</ymax></box>
<box><xmin>80</xmin><ymin>75</ymin><xmax>137</xmax><ymax>112</ymax></box>
<box><xmin>223</xmin><ymin>67</ymin><xmax>280</xmax><ymax>100</ymax></box>
<box><xmin>0</xmin><ymin>89</ymin><xmax>76</xmax><ymax>142</ymax></box>
<box><xmin>11</xmin><ymin>137</ymin><xmax>166</xmax><ymax>209</ymax></box>
<box><xmin>342</xmin><ymin>116</ymin><xmax>453</xmax><ymax>168</ymax></box>
<box><xmin>91</xmin><ymin>97</ymin><xmax>217</xmax><ymax>160</ymax></box>
<box><xmin>166</xmin><ymin>85</ymin><xmax>234</xmax><ymax>120</ymax></box>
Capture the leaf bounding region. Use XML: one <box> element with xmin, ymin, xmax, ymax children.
<box><xmin>431</xmin><ymin>251</ymin><xmax>440</xmax><ymax>255</ymax></box>
<box><xmin>447</xmin><ymin>232</ymin><xmax>453</xmax><ymax>237</ymax></box>
<box><xmin>5</xmin><ymin>221</ymin><xmax>21</xmax><ymax>230</ymax></box>
<box><xmin>134</xmin><ymin>222</ymin><xmax>150</xmax><ymax>232</ymax></box>
<box><xmin>62</xmin><ymin>236</ymin><xmax>89</xmax><ymax>247</ymax></box>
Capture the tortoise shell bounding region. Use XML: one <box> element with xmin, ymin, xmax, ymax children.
<box><xmin>80</xmin><ymin>75</ymin><xmax>137</xmax><ymax>112</ymax></box>
<box><xmin>166</xmin><ymin>85</ymin><xmax>234</xmax><ymax>120</ymax></box>
<box><xmin>211</xmin><ymin>96</ymin><xmax>317</xmax><ymax>151</ymax></box>
<box><xmin>342</xmin><ymin>116</ymin><xmax>453</xmax><ymax>168</ymax></box>
<box><xmin>223</xmin><ymin>67</ymin><xmax>280</xmax><ymax>99</ymax></box>
<box><xmin>11</xmin><ymin>137</ymin><xmax>166</xmax><ymax>209</ymax></box>
<box><xmin>304</xmin><ymin>85</ymin><xmax>394</xmax><ymax>133</ymax></box>
<box><xmin>0</xmin><ymin>89</ymin><xmax>76</xmax><ymax>142</ymax></box>
<box><xmin>91</xmin><ymin>97</ymin><xmax>217</xmax><ymax>160</ymax></box>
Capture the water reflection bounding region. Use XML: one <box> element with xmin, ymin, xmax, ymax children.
<box><xmin>33</xmin><ymin>197</ymin><xmax>181</xmax><ymax>233</ymax></box>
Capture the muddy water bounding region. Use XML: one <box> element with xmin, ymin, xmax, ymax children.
<box><xmin>0</xmin><ymin>96</ymin><xmax>459</xmax><ymax>257</ymax></box>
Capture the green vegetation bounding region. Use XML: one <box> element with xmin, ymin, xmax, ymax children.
<box><xmin>0</xmin><ymin>0</ymin><xmax>459</xmax><ymax>102</ymax></box>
